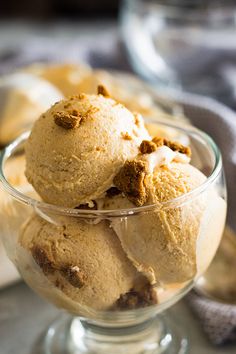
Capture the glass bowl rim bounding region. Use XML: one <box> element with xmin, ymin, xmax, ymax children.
<box><xmin>0</xmin><ymin>119</ymin><xmax>222</xmax><ymax>218</ymax></box>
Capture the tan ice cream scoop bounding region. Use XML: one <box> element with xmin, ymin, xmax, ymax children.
<box><xmin>18</xmin><ymin>214</ymin><xmax>147</xmax><ymax>316</ymax></box>
<box><xmin>25</xmin><ymin>63</ymin><xmax>92</xmax><ymax>97</ymax></box>
<box><xmin>104</xmin><ymin>162</ymin><xmax>206</xmax><ymax>284</ymax></box>
<box><xmin>104</xmin><ymin>153</ymin><xmax>226</xmax><ymax>286</ymax></box>
<box><xmin>0</xmin><ymin>73</ymin><xmax>63</xmax><ymax>146</ymax></box>
<box><xmin>25</xmin><ymin>90</ymin><xmax>150</xmax><ymax>207</ymax></box>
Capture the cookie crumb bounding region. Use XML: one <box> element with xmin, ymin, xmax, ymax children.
<box><xmin>106</xmin><ymin>187</ymin><xmax>121</xmax><ymax>198</ymax></box>
<box><xmin>142</xmin><ymin>285</ymin><xmax>159</xmax><ymax>306</ymax></box>
<box><xmin>133</xmin><ymin>112</ymin><xmax>141</xmax><ymax>127</ymax></box>
<box><xmin>140</xmin><ymin>140</ymin><xmax>157</xmax><ymax>154</ymax></box>
<box><xmin>152</xmin><ymin>137</ymin><xmax>164</xmax><ymax>148</ymax></box>
<box><xmin>95</xmin><ymin>146</ymin><xmax>105</xmax><ymax>152</ymax></box>
<box><xmin>164</xmin><ymin>139</ymin><xmax>191</xmax><ymax>157</ymax></box>
<box><xmin>97</xmin><ymin>84</ymin><xmax>110</xmax><ymax>97</ymax></box>
<box><xmin>70</xmin><ymin>109</ymin><xmax>79</xmax><ymax>116</ymax></box>
<box><xmin>152</xmin><ymin>137</ymin><xmax>191</xmax><ymax>157</ymax></box>
<box><xmin>114</xmin><ymin>160</ymin><xmax>149</xmax><ymax>206</ymax></box>
<box><xmin>55</xmin><ymin>279</ymin><xmax>65</xmax><ymax>291</ymax></box>
<box><xmin>69</xmin><ymin>94</ymin><xmax>86</xmax><ymax>101</ymax></box>
<box><xmin>116</xmin><ymin>291</ymin><xmax>139</xmax><ymax>310</ymax></box>
<box><xmin>121</xmin><ymin>132</ymin><xmax>132</xmax><ymax>141</ymax></box>
<box><xmin>64</xmin><ymin>103</ymin><xmax>71</xmax><ymax>109</ymax></box>
<box><xmin>78</xmin><ymin>93</ymin><xmax>86</xmax><ymax>100</ymax></box>
<box><xmin>31</xmin><ymin>246</ymin><xmax>55</xmax><ymax>275</ymax></box>
<box><xmin>86</xmin><ymin>106</ymin><xmax>100</xmax><ymax>116</ymax></box>
<box><xmin>54</xmin><ymin>111</ymin><xmax>82</xmax><ymax>129</ymax></box>
<box><xmin>60</xmin><ymin>265</ymin><xmax>86</xmax><ymax>288</ymax></box>
<box><xmin>75</xmin><ymin>200</ymin><xmax>98</xmax><ymax>210</ymax></box>
<box><xmin>115</xmin><ymin>284</ymin><xmax>158</xmax><ymax>310</ymax></box>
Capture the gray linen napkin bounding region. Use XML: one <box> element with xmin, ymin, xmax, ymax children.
<box><xmin>0</xmin><ymin>34</ymin><xmax>236</xmax><ymax>345</ymax></box>
<box><xmin>187</xmin><ymin>291</ymin><xmax>236</xmax><ymax>345</ymax></box>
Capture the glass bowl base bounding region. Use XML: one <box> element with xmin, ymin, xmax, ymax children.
<box><xmin>38</xmin><ymin>313</ymin><xmax>188</xmax><ymax>354</ymax></box>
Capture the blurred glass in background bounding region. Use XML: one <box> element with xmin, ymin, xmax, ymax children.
<box><xmin>120</xmin><ymin>0</ymin><xmax>236</xmax><ymax>104</ymax></box>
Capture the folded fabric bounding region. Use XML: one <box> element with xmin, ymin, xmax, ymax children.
<box><xmin>187</xmin><ymin>291</ymin><xmax>236</xmax><ymax>345</ymax></box>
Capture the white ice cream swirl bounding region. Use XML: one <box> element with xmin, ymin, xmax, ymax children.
<box><xmin>141</xmin><ymin>145</ymin><xmax>190</xmax><ymax>173</ymax></box>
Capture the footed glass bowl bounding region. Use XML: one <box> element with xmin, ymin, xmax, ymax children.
<box><xmin>0</xmin><ymin>121</ymin><xmax>226</xmax><ymax>354</ymax></box>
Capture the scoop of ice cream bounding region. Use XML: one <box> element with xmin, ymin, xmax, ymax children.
<box><xmin>0</xmin><ymin>154</ymin><xmax>41</xmax><ymax>289</ymax></box>
<box><xmin>2</xmin><ymin>154</ymin><xmax>27</xmax><ymax>186</ymax></box>
<box><xmin>103</xmin><ymin>162</ymin><xmax>208</xmax><ymax>284</ymax></box>
<box><xmin>196</xmin><ymin>191</ymin><xmax>226</xmax><ymax>275</ymax></box>
<box><xmin>25</xmin><ymin>91</ymin><xmax>150</xmax><ymax>207</ymax></box>
<box><xmin>0</xmin><ymin>73</ymin><xmax>63</xmax><ymax>146</ymax></box>
<box><xmin>0</xmin><ymin>155</ymin><xmax>27</xmax><ymax>287</ymax></box>
<box><xmin>0</xmin><ymin>154</ymin><xmax>38</xmax><ymax>210</ymax></box>
<box><xmin>18</xmin><ymin>214</ymin><xmax>151</xmax><ymax>316</ymax></box>
<box><xmin>25</xmin><ymin>63</ymin><xmax>92</xmax><ymax>97</ymax></box>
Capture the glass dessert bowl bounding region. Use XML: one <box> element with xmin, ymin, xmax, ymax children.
<box><xmin>0</xmin><ymin>117</ymin><xmax>226</xmax><ymax>354</ymax></box>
